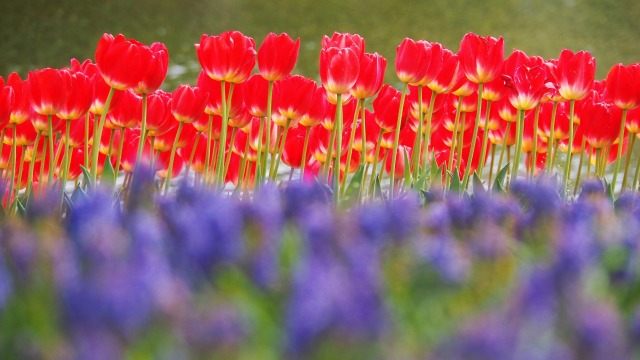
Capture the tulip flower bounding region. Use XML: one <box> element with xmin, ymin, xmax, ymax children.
<box><xmin>132</xmin><ymin>42</ymin><xmax>169</xmax><ymax>96</ymax></box>
<box><xmin>350</xmin><ymin>52</ymin><xmax>387</xmax><ymax>100</ymax></box>
<box><xmin>458</xmin><ymin>33</ymin><xmax>504</xmax><ymax>85</ymax></box>
<box><xmin>165</xmin><ymin>85</ymin><xmax>207</xmax><ymax>193</ymax></box>
<box><xmin>321</xmin><ymin>32</ymin><xmax>365</xmax><ymax>58</ymax></box>
<box><xmin>319</xmin><ymin>47</ymin><xmax>360</xmax><ymax>95</ymax></box>
<box><xmin>258</xmin><ymin>32</ymin><xmax>300</xmax><ymax>82</ymax></box>
<box><xmin>196</xmin><ymin>31</ymin><xmax>257</xmax><ymax>84</ymax></box>
<box><xmin>553</xmin><ymin>49</ymin><xmax>596</xmax><ymax>101</ymax></box>
<box><xmin>95</xmin><ymin>34</ymin><xmax>148</xmax><ymax>91</ymax></box>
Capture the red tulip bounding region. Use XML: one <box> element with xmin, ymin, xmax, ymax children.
<box><xmin>604</xmin><ymin>63</ymin><xmax>640</xmax><ymax>110</ymax></box>
<box><xmin>57</xmin><ymin>69</ymin><xmax>93</xmax><ymax>120</ymax></box>
<box><xmin>321</xmin><ymin>32</ymin><xmax>365</xmax><ymax>57</ymax></box>
<box><xmin>7</xmin><ymin>73</ymin><xmax>29</xmax><ymax>125</ymax></box>
<box><xmin>281</xmin><ymin>124</ymin><xmax>307</xmax><ymax>169</ymax></box>
<box><xmin>71</xmin><ymin>58</ymin><xmax>122</xmax><ymax>116</ymax></box>
<box><xmin>171</xmin><ymin>85</ymin><xmax>207</xmax><ymax>123</ymax></box>
<box><xmin>350</xmin><ymin>52</ymin><xmax>387</xmax><ymax>99</ymax></box>
<box><xmin>581</xmin><ymin>100</ymin><xmax>621</xmax><ymax>149</ymax></box>
<box><xmin>503</xmin><ymin>65</ymin><xmax>551</xmax><ymax>111</ymax></box>
<box><xmin>244</xmin><ymin>74</ymin><xmax>270</xmax><ymax>117</ymax></box>
<box><xmin>132</xmin><ymin>42</ymin><xmax>169</xmax><ymax>95</ymax></box>
<box><xmin>299</xmin><ymin>85</ymin><xmax>330</xmax><ymax>128</ymax></box>
<box><xmin>107</xmin><ymin>90</ymin><xmax>142</xmax><ymax>129</ymax></box>
<box><xmin>0</xmin><ymin>85</ymin><xmax>14</xmax><ymax>130</ymax></box>
<box><xmin>395</xmin><ymin>38</ymin><xmax>429</xmax><ymax>84</ymax></box>
<box><xmin>552</xmin><ymin>49</ymin><xmax>596</xmax><ymax>101</ymax></box>
<box><xmin>258</xmin><ymin>32</ymin><xmax>300</xmax><ymax>81</ymax></box>
<box><xmin>95</xmin><ymin>33</ymin><xmax>148</xmax><ymax>90</ymax></box>
<box><xmin>537</xmin><ymin>101</ymin><xmax>571</xmax><ymax>141</ymax></box>
<box><xmin>319</xmin><ymin>46</ymin><xmax>360</xmax><ymax>95</ymax></box>
<box><xmin>373</xmin><ymin>84</ymin><xmax>409</xmax><ymax>133</ymax></box>
<box><xmin>196</xmin><ymin>31</ymin><xmax>257</xmax><ymax>84</ymax></box>
<box><xmin>197</xmin><ymin>70</ymin><xmax>247</xmax><ymax>117</ymax></box>
<box><xmin>145</xmin><ymin>90</ymin><xmax>174</xmax><ymax>136</ymax></box>
<box><xmin>458</xmin><ymin>32</ymin><xmax>504</xmax><ymax>84</ymax></box>
<box><xmin>28</xmin><ymin>68</ymin><xmax>70</xmax><ymax>116</ymax></box>
<box><xmin>273</xmin><ymin>75</ymin><xmax>316</xmax><ymax>126</ymax></box>
<box><xmin>427</xmin><ymin>49</ymin><xmax>465</xmax><ymax>95</ymax></box>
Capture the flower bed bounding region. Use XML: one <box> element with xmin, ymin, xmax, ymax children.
<box><xmin>1</xmin><ymin>173</ymin><xmax>639</xmax><ymax>358</ymax></box>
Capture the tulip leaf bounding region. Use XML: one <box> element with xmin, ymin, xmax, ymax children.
<box><xmin>492</xmin><ymin>163</ymin><xmax>510</xmax><ymax>193</ymax></box>
<box><xmin>80</xmin><ymin>165</ymin><xmax>93</xmax><ymax>189</ymax></box>
<box><xmin>429</xmin><ymin>158</ymin><xmax>440</xmax><ymax>182</ymax></box>
<box><xmin>403</xmin><ymin>149</ymin><xmax>411</xmax><ymax>188</ymax></box>
<box><xmin>473</xmin><ymin>172</ymin><xmax>486</xmax><ymax>195</ymax></box>
<box><xmin>101</xmin><ymin>156</ymin><xmax>116</xmax><ymax>188</ymax></box>
<box><xmin>344</xmin><ymin>165</ymin><xmax>365</xmax><ymax>203</ymax></box>
<box><xmin>374</xmin><ymin>175</ymin><xmax>383</xmax><ymax>199</ymax></box>
<box><xmin>71</xmin><ymin>184</ymin><xmax>88</xmax><ymax>203</ymax></box>
<box><xmin>15</xmin><ymin>199</ymin><xmax>26</xmax><ymax>217</ymax></box>
<box><xmin>62</xmin><ymin>192</ymin><xmax>73</xmax><ymax>214</ymax></box>
<box><xmin>448</xmin><ymin>169</ymin><xmax>463</xmax><ymax>193</ymax></box>
<box><xmin>604</xmin><ymin>178</ymin><xmax>615</xmax><ymax>204</ymax></box>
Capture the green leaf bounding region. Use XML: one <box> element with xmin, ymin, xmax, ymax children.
<box><xmin>448</xmin><ymin>168</ymin><xmax>463</xmax><ymax>193</ymax></box>
<box><xmin>472</xmin><ymin>171</ymin><xmax>485</xmax><ymax>195</ymax></box>
<box><xmin>374</xmin><ymin>175</ymin><xmax>383</xmax><ymax>199</ymax></box>
<box><xmin>429</xmin><ymin>158</ymin><xmax>440</xmax><ymax>182</ymax></box>
<box><xmin>16</xmin><ymin>199</ymin><xmax>26</xmax><ymax>217</ymax></box>
<box><xmin>80</xmin><ymin>165</ymin><xmax>93</xmax><ymax>189</ymax></box>
<box><xmin>492</xmin><ymin>163</ymin><xmax>510</xmax><ymax>193</ymax></box>
<box><xmin>604</xmin><ymin>178</ymin><xmax>615</xmax><ymax>204</ymax></box>
<box><xmin>101</xmin><ymin>156</ymin><xmax>116</xmax><ymax>187</ymax></box>
<box><xmin>414</xmin><ymin>173</ymin><xmax>427</xmax><ymax>192</ymax></box>
<box><xmin>70</xmin><ymin>184</ymin><xmax>87</xmax><ymax>203</ymax></box>
<box><xmin>62</xmin><ymin>192</ymin><xmax>73</xmax><ymax>213</ymax></box>
<box><xmin>403</xmin><ymin>149</ymin><xmax>411</xmax><ymax>188</ymax></box>
<box><xmin>344</xmin><ymin>165</ymin><xmax>365</xmax><ymax>203</ymax></box>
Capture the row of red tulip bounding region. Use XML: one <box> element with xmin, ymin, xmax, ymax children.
<box><xmin>0</xmin><ymin>30</ymin><xmax>639</xmax><ymax>206</ymax></box>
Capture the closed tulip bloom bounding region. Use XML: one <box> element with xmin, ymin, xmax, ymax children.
<box><xmin>171</xmin><ymin>85</ymin><xmax>207</xmax><ymax>123</ymax></box>
<box><xmin>504</xmin><ymin>65</ymin><xmax>551</xmax><ymax>111</ymax></box>
<box><xmin>71</xmin><ymin>59</ymin><xmax>122</xmax><ymax>116</ymax></box>
<box><xmin>196</xmin><ymin>70</ymin><xmax>248</xmax><ymax>117</ymax></box>
<box><xmin>28</xmin><ymin>68</ymin><xmax>70</xmax><ymax>116</ymax></box>
<box><xmin>244</xmin><ymin>74</ymin><xmax>271</xmax><ymax>117</ymax></box>
<box><xmin>350</xmin><ymin>52</ymin><xmax>387</xmax><ymax>99</ymax></box>
<box><xmin>7</xmin><ymin>73</ymin><xmax>30</xmax><ymax>125</ymax></box>
<box><xmin>258</xmin><ymin>32</ymin><xmax>300</xmax><ymax>81</ymax></box>
<box><xmin>604</xmin><ymin>63</ymin><xmax>640</xmax><ymax>110</ymax></box>
<box><xmin>299</xmin><ymin>85</ymin><xmax>330</xmax><ymax>128</ymax></box>
<box><xmin>145</xmin><ymin>90</ymin><xmax>174</xmax><ymax>136</ymax></box>
<box><xmin>427</xmin><ymin>49</ymin><xmax>465</xmax><ymax>95</ymax></box>
<box><xmin>458</xmin><ymin>32</ymin><xmax>504</xmax><ymax>84</ymax></box>
<box><xmin>552</xmin><ymin>49</ymin><xmax>596</xmax><ymax>101</ymax></box>
<box><xmin>0</xmin><ymin>85</ymin><xmax>13</xmax><ymax>130</ymax></box>
<box><xmin>373</xmin><ymin>84</ymin><xmax>409</xmax><ymax>132</ymax></box>
<box><xmin>57</xmin><ymin>70</ymin><xmax>93</xmax><ymax>120</ymax></box>
<box><xmin>273</xmin><ymin>75</ymin><xmax>316</xmax><ymax>126</ymax></box>
<box><xmin>196</xmin><ymin>31</ymin><xmax>257</xmax><ymax>84</ymax></box>
<box><xmin>321</xmin><ymin>32</ymin><xmax>365</xmax><ymax>57</ymax></box>
<box><xmin>581</xmin><ymin>100</ymin><xmax>621</xmax><ymax>149</ymax></box>
<box><xmin>132</xmin><ymin>42</ymin><xmax>169</xmax><ymax>95</ymax></box>
<box><xmin>416</xmin><ymin>42</ymin><xmax>445</xmax><ymax>86</ymax></box>
<box><xmin>319</xmin><ymin>47</ymin><xmax>360</xmax><ymax>95</ymax></box>
<box><xmin>396</xmin><ymin>38</ymin><xmax>429</xmax><ymax>84</ymax></box>
<box><xmin>107</xmin><ymin>90</ymin><xmax>142</xmax><ymax>129</ymax></box>
<box><xmin>95</xmin><ymin>33</ymin><xmax>148</xmax><ymax>90</ymax></box>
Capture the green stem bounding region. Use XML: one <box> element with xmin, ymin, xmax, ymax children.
<box><xmin>237</xmin><ymin>132</ymin><xmax>251</xmax><ymax>191</ymax></box>
<box><xmin>478</xmin><ymin>99</ymin><xmax>493</xmax><ymax>178</ymax></box>
<box><xmin>84</xmin><ymin>112</ymin><xmax>90</xmax><ymax>169</ymax></box>
<box><xmin>390</xmin><ymin>83</ymin><xmax>408</xmax><ymax>197</ymax></box>
<box><xmin>621</xmin><ymin>131</ymin><xmax>634</xmax><ymax>192</ymax></box>
<box><xmin>185</xmin><ymin>132</ymin><xmax>201</xmax><ymax>183</ymax></box>
<box><xmin>530</xmin><ymin>103</ymin><xmax>541</xmax><ymax>178</ymax></box>
<box><xmin>562</xmin><ymin>100</ymin><xmax>576</xmax><ymax>194</ymax></box>
<box><xmin>300</xmin><ymin>126</ymin><xmax>311</xmax><ymax>180</ymax></box>
<box><xmin>90</xmin><ymin>87</ymin><xmax>116</xmax><ymax>185</ymax></box>
<box><xmin>215</xmin><ymin>81</ymin><xmax>234</xmax><ymax>187</ymax></box>
<box><xmin>488</xmin><ymin>143</ymin><xmax>497</xmax><ymax>185</ymax></box>
<box><xmin>341</xmin><ymin>99</ymin><xmax>361</xmax><ymax>196</ymax></box>
<box><xmin>47</xmin><ymin>115</ymin><xmax>55</xmax><ymax>187</ymax></box>
<box><xmin>262</xmin><ymin>80</ymin><xmax>274</xmax><ymax>182</ymax></box>
<box><xmin>611</xmin><ymin>108</ymin><xmax>628</xmax><ymax>192</ymax></box>
<box><xmin>368</xmin><ymin>131</ymin><xmax>384</xmax><ymax>196</ymax></box>
<box><xmin>224</xmin><ymin>127</ymin><xmax>239</xmax><ymax>180</ymax></box>
<box><xmin>451</xmin><ymin>95</ymin><xmax>465</xmax><ymax>175</ymax></box>
<box><xmin>512</xmin><ymin>109</ymin><xmax>525</xmax><ymax>183</ymax></box>
<box><xmin>421</xmin><ymin>90</ymin><xmax>438</xmax><ymax>178</ymax></box>
<box><xmin>573</xmin><ymin>136</ymin><xmax>587</xmax><ymax>197</ymax></box>
<box><xmin>136</xmin><ymin>93</ymin><xmax>148</xmax><ymax>163</ymax></box>
<box><xmin>7</xmin><ymin>125</ymin><xmax>16</xmax><ymax>208</ymax></box>
<box><xmin>323</xmin><ymin>121</ymin><xmax>337</xmax><ymax>182</ymax></box>
<box><xmin>163</xmin><ymin>121</ymin><xmax>184</xmax><ymax>194</ymax></box>
<box><xmin>359</xmin><ymin>99</ymin><xmax>366</xmax><ymax>166</ymax></box>
<box><xmin>204</xmin><ymin>114</ymin><xmax>213</xmax><ymax>185</ymax></box>
<box><xmin>545</xmin><ymin>101</ymin><xmax>558</xmax><ymax>174</ymax></box>
<box><xmin>60</xmin><ymin>119</ymin><xmax>72</xmax><ymax>201</ymax></box>
<box><xmin>333</xmin><ymin>93</ymin><xmax>344</xmax><ymax>203</ymax></box>
<box><xmin>462</xmin><ymin>82</ymin><xmax>484</xmax><ymax>190</ymax></box>
<box><xmin>114</xmin><ymin>128</ymin><xmax>126</xmax><ymax>187</ymax></box>
<box><xmin>270</xmin><ymin>119</ymin><xmax>292</xmax><ymax>181</ymax></box>
<box><xmin>269</xmin><ymin>125</ymin><xmax>285</xmax><ymax>179</ymax></box>
<box><xmin>255</xmin><ymin>115</ymin><xmax>265</xmax><ymax>184</ymax></box>
<box><xmin>632</xmin><ymin>137</ymin><xmax>640</xmax><ymax>191</ymax></box>
<box><xmin>410</xmin><ymin>85</ymin><xmax>424</xmax><ymax>182</ymax></box>
<box><xmin>26</xmin><ymin>130</ymin><xmax>41</xmax><ymax>199</ymax></box>
<box><xmin>497</xmin><ymin>122</ymin><xmax>512</xmax><ymax>174</ymax></box>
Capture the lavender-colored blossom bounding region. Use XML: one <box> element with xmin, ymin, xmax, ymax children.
<box><xmin>0</xmin><ymin>253</ymin><xmax>11</xmax><ymax>310</ymax></box>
